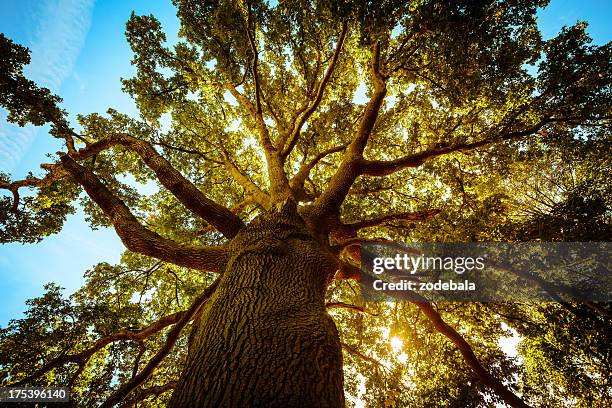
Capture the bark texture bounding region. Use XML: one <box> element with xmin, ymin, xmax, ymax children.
<box><xmin>169</xmin><ymin>205</ymin><xmax>345</xmax><ymax>408</ymax></box>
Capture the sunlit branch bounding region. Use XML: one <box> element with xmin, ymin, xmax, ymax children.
<box><xmin>0</xmin><ymin>165</ymin><xmax>68</xmax><ymax>211</ymax></box>
<box><xmin>263</xmin><ymin>95</ymin><xmax>286</xmax><ymax>134</ymax></box>
<box><xmin>344</xmin><ymin>209</ymin><xmax>441</xmax><ymax>231</ymax></box>
<box><xmin>290</xmin><ymin>144</ymin><xmax>348</xmax><ymax>191</ymax></box>
<box><xmin>105</xmin><ymin>133</ymin><xmax>244</xmax><ymax>238</ymax></box>
<box><xmin>311</xmin><ymin>42</ymin><xmax>387</xmax><ymax>221</ymax></box>
<box><xmin>196</xmin><ymin>198</ymin><xmax>257</xmax><ymax>236</ymax></box>
<box><xmin>341</xmin><ymin>342</ymin><xmax>388</xmax><ymax>370</ymax></box>
<box><xmin>225</xmin><ymin>84</ymin><xmax>292</xmax><ymax>201</ymax></box>
<box><xmin>245</xmin><ymin>1</ymin><xmax>262</xmax><ymax>116</ymax></box>
<box><xmin>60</xmin><ymin>156</ymin><xmax>228</xmax><ymax>271</ymax></box>
<box><xmin>341</xmin><ymin>341</ymin><xmax>415</xmax><ymax>393</ymax></box>
<box><xmin>100</xmin><ymin>277</ymin><xmax>220</xmax><ymax>408</ymax></box>
<box><xmin>1</xmin><ymin>133</ymin><xmax>245</xmax><ymax>238</ymax></box>
<box><xmin>360</xmin><ymin>119</ymin><xmax>555</xmax><ymax>177</ymax></box>
<box><xmin>334</xmin><ymin>260</ymin><xmax>362</xmax><ymax>281</ymax></box>
<box><xmin>333</xmin><ymin>238</ymin><xmax>532</xmax><ymax>407</ymax></box>
<box><xmin>281</xmin><ymin>21</ymin><xmax>348</xmax><ymax>158</ymax></box>
<box><xmin>326</xmin><ymin>302</ymin><xmax>378</xmax><ymax>316</ymax></box>
<box><xmin>414</xmin><ymin>300</ymin><xmax>531</xmax><ymax>408</ymax></box>
<box><xmin>222</xmin><ymin>152</ymin><xmax>272</xmax><ymax>209</ymax></box>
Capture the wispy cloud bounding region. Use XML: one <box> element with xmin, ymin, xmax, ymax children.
<box><xmin>0</xmin><ymin>0</ymin><xmax>95</xmax><ymax>174</ymax></box>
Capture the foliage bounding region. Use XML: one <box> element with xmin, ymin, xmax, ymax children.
<box><xmin>0</xmin><ymin>0</ymin><xmax>610</xmax><ymax>406</ymax></box>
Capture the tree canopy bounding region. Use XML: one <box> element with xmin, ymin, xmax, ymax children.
<box><xmin>0</xmin><ymin>0</ymin><xmax>610</xmax><ymax>407</ymax></box>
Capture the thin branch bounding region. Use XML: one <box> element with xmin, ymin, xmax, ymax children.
<box><xmin>225</xmin><ymin>84</ymin><xmax>291</xmax><ymax>200</ymax></box>
<box><xmin>281</xmin><ymin>21</ymin><xmax>349</xmax><ymax>157</ymax></box>
<box><xmin>341</xmin><ymin>342</ymin><xmax>387</xmax><ymax>370</ymax></box>
<box><xmin>344</xmin><ymin>209</ymin><xmax>441</xmax><ymax>231</ymax></box>
<box><xmin>100</xmin><ymin>277</ymin><xmax>220</xmax><ymax>408</ymax></box>
<box><xmin>414</xmin><ymin>301</ymin><xmax>531</xmax><ymax>408</ymax></box>
<box><xmin>123</xmin><ymin>381</ymin><xmax>178</xmax><ymax>407</ymax></box>
<box><xmin>12</xmin><ymin>310</ymin><xmax>187</xmax><ymax>386</ymax></box>
<box><xmin>154</xmin><ymin>140</ymin><xmax>223</xmax><ymax>165</ymax></box>
<box><xmin>290</xmin><ymin>143</ymin><xmax>348</xmax><ymax>191</ymax></box>
<box><xmin>326</xmin><ymin>302</ymin><xmax>378</xmax><ymax>316</ymax></box>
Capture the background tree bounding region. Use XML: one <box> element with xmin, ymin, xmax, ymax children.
<box><xmin>0</xmin><ymin>0</ymin><xmax>610</xmax><ymax>407</ymax></box>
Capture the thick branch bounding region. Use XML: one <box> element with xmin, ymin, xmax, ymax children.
<box><xmin>311</xmin><ymin>42</ymin><xmax>387</xmax><ymax>219</ymax></box>
<box><xmin>361</xmin><ymin>119</ymin><xmax>553</xmax><ymax>177</ymax></box>
<box><xmin>60</xmin><ymin>156</ymin><xmax>228</xmax><ymax>271</ymax></box>
<box><xmin>1</xmin><ymin>134</ymin><xmax>245</xmax><ymax>238</ymax></box>
<box><xmin>222</xmin><ymin>153</ymin><xmax>271</xmax><ymax>209</ymax></box>
<box><xmin>101</xmin><ymin>278</ymin><xmax>220</xmax><ymax>408</ymax></box>
<box><xmin>334</xmin><ymin>260</ymin><xmax>362</xmax><ymax>281</ymax></box>
<box><xmin>110</xmin><ymin>134</ymin><xmax>243</xmax><ymax>238</ymax></box>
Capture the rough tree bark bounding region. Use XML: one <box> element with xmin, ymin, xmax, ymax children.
<box><xmin>168</xmin><ymin>203</ymin><xmax>345</xmax><ymax>408</ymax></box>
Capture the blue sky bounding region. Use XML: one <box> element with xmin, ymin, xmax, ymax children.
<box><xmin>0</xmin><ymin>0</ymin><xmax>610</xmax><ymax>326</ymax></box>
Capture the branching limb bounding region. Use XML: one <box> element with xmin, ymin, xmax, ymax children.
<box><xmin>360</xmin><ymin>119</ymin><xmax>554</xmax><ymax>177</ymax></box>
<box><xmin>0</xmin><ymin>166</ymin><xmax>68</xmax><ymax>211</ymax></box>
<box><xmin>225</xmin><ymin>83</ymin><xmax>292</xmax><ymax>200</ymax></box>
<box><xmin>290</xmin><ymin>143</ymin><xmax>348</xmax><ymax>192</ymax></box>
<box><xmin>326</xmin><ymin>302</ymin><xmax>378</xmax><ymax>316</ymax></box>
<box><xmin>311</xmin><ymin>42</ymin><xmax>387</xmax><ymax>221</ymax></box>
<box><xmin>414</xmin><ymin>300</ymin><xmax>531</xmax><ymax>408</ymax></box>
<box><xmin>216</xmin><ymin>12</ymin><xmax>292</xmax><ymax>202</ymax></box>
<box><xmin>221</xmin><ymin>152</ymin><xmax>271</xmax><ymax>209</ymax></box>
<box><xmin>12</xmin><ymin>310</ymin><xmax>187</xmax><ymax>386</ymax></box>
<box><xmin>1</xmin><ymin>133</ymin><xmax>245</xmax><ymax>238</ymax></box>
<box><xmin>344</xmin><ymin>209</ymin><xmax>440</xmax><ymax>231</ymax></box>
<box><xmin>333</xmin><ymin>240</ymin><xmax>530</xmax><ymax>407</ymax></box>
<box><xmin>122</xmin><ymin>381</ymin><xmax>178</xmax><ymax>407</ymax></box>
<box><xmin>60</xmin><ymin>156</ymin><xmax>228</xmax><ymax>271</ymax></box>
<box><xmin>280</xmin><ymin>21</ymin><xmax>349</xmax><ymax>157</ymax></box>
<box><xmin>100</xmin><ymin>277</ymin><xmax>220</xmax><ymax>408</ymax></box>
<box><xmin>108</xmin><ymin>134</ymin><xmax>243</xmax><ymax>238</ymax></box>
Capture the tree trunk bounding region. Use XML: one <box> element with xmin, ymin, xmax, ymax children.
<box><xmin>169</xmin><ymin>206</ymin><xmax>345</xmax><ymax>407</ymax></box>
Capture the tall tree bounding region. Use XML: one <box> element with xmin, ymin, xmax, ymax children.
<box><xmin>1</xmin><ymin>1</ymin><xmax>610</xmax><ymax>407</ymax></box>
